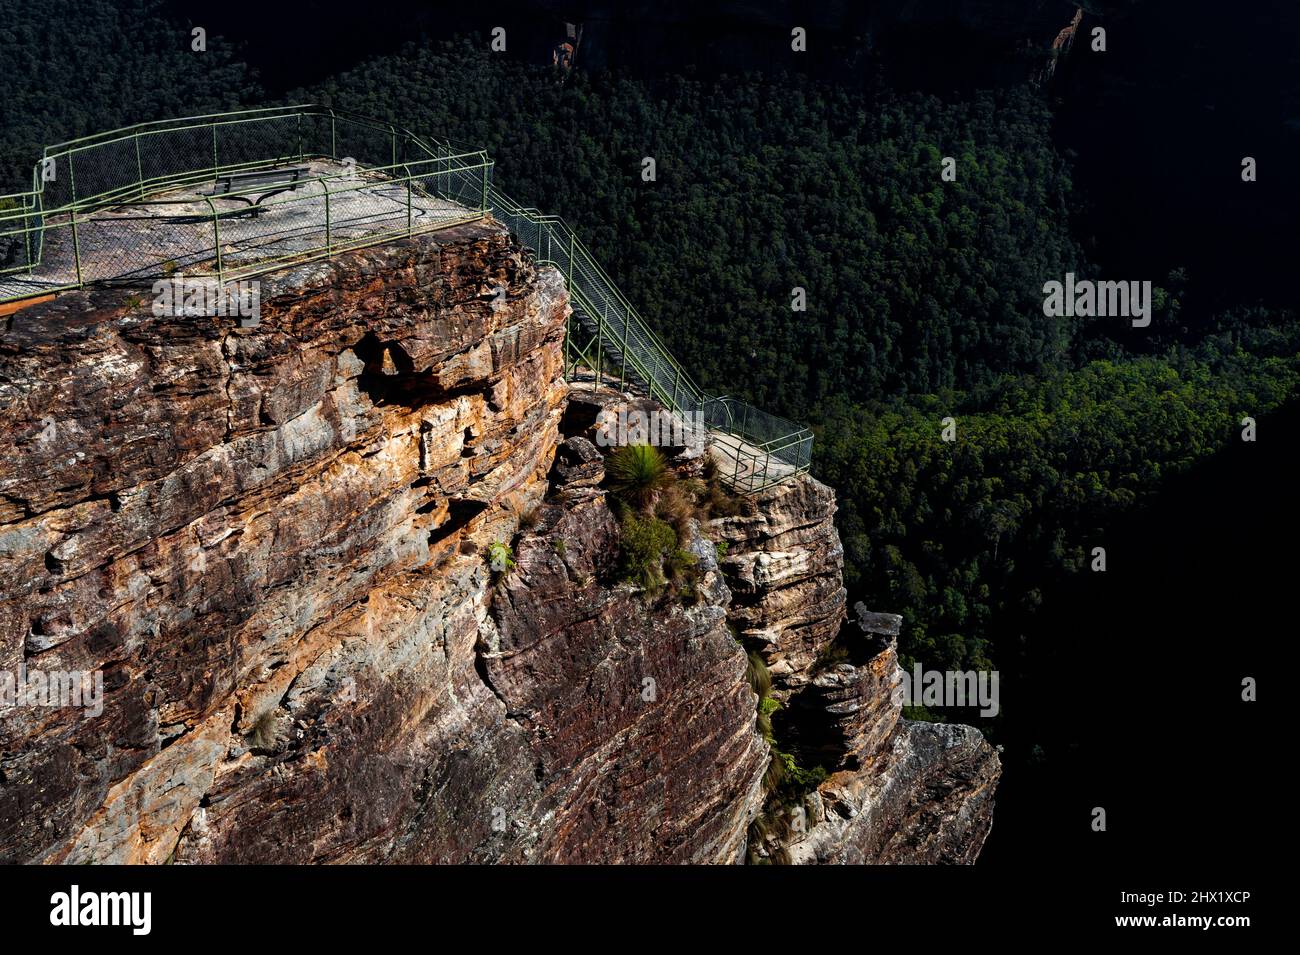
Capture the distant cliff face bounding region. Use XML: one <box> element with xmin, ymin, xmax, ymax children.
<box><xmin>0</xmin><ymin>219</ymin><xmax>996</xmax><ymax>863</ymax></box>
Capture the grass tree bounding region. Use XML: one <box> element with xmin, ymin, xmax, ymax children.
<box><xmin>605</xmin><ymin>443</ymin><xmax>674</xmax><ymax>513</ymax></box>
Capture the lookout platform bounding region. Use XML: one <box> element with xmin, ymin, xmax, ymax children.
<box><xmin>0</xmin><ymin>159</ymin><xmax>478</xmax><ymax>302</ymax></box>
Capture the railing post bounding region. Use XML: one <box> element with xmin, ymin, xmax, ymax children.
<box><xmin>561</xmin><ymin>315</ymin><xmax>570</xmax><ymax>381</ymax></box>
<box><xmin>70</xmin><ymin>209</ymin><xmax>83</xmax><ymax>287</ymax></box>
<box><xmin>67</xmin><ymin>153</ymin><xmax>83</xmax><ymax>287</ymax></box>
<box><xmin>31</xmin><ymin>172</ymin><xmax>44</xmax><ymax>273</ymax></box>
<box><xmin>325</xmin><ymin>186</ymin><xmax>332</xmax><ymax>258</ymax></box>
<box><xmin>564</xmin><ymin>232</ymin><xmax>577</xmax><ymax>380</ymax></box>
<box><xmin>595</xmin><ymin>304</ymin><xmax>604</xmax><ymax>388</ymax></box>
<box><xmin>672</xmin><ymin>365</ymin><xmax>681</xmax><ymax>413</ymax></box>
<box><xmin>566</xmin><ymin>232</ymin><xmax>575</xmax><ymax>293</ymax></box>
<box><xmin>406</xmin><ymin>175</ymin><xmax>413</xmax><ymax>235</ymax></box>
<box><xmin>212</xmin><ymin>206</ymin><xmax>223</xmax><ymax>285</ymax></box>
<box><xmin>22</xmin><ymin>207</ymin><xmax>32</xmax><ymax>274</ymax></box>
<box><xmin>135</xmin><ymin>133</ymin><xmax>144</xmax><ymax>200</ymax></box>
<box><xmin>620</xmin><ymin>307</ymin><xmax>631</xmax><ymax>391</ymax></box>
<box><xmin>212</xmin><ymin>124</ymin><xmax>219</xmax><ymax>177</ymax></box>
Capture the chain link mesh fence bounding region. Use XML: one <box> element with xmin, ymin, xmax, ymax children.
<box><xmin>0</xmin><ymin>106</ymin><xmax>491</xmax><ymax>300</ymax></box>
<box><xmin>489</xmin><ymin>185</ymin><xmax>812</xmax><ymax>493</ymax></box>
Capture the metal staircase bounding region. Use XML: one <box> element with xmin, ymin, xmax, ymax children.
<box><xmin>484</xmin><ymin>185</ymin><xmax>813</xmax><ymax>494</ymax></box>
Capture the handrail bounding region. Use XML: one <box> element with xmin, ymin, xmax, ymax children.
<box><xmin>0</xmin><ymin>106</ymin><xmax>494</xmax><ymax>288</ymax></box>
<box><xmin>487</xmin><ymin>183</ymin><xmax>813</xmax><ymax>492</ymax></box>
<box><xmin>488</xmin><ymin>187</ymin><xmax>705</xmax><ymax>403</ymax></box>
<box><xmin>36</xmin><ymin>104</ymin><xmax>423</xmax><ymax>165</ymax></box>
<box><xmin>1</xmin><ymin>104</ymin><xmax>449</xmax><ymax>220</ymax></box>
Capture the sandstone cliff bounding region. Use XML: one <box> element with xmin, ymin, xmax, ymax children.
<box><xmin>713</xmin><ymin>475</ymin><xmax>999</xmax><ymax>863</ymax></box>
<box><xmin>0</xmin><ymin>218</ymin><xmax>996</xmax><ymax>863</ymax></box>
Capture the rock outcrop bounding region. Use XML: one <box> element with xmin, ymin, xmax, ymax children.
<box><xmin>715</xmin><ymin>480</ymin><xmax>1000</xmax><ymax>864</ymax></box>
<box><xmin>480</xmin><ymin>483</ymin><xmax>766</xmax><ymax>863</ymax></box>
<box><xmin>0</xmin><ymin>216</ymin><xmax>996</xmax><ymax>864</ymax></box>
<box><xmin>712</xmin><ymin>476</ymin><xmax>847</xmax><ymax>697</ymax></box>
<box><xmin>0</xmin><ymin>220</ymin><xmax>568</xmax><ymax>863</ymax></box>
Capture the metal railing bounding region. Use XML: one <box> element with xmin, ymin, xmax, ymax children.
<box><xmin>0</xmin><ymin>105</ymin><xmax>492</xmax><ymax>294</ymax></box>
<box><xmin>488</xmin><ymin>186</ymin><xmax>813</xmax><ymax>493</ymax></box>
<box><xmin>697</xmin><ymin>396</ymin><xmax>814</xmax><ymax>494</ymax></box>
<box><xmin>0</xmin><ymin>105</ymin><xmax>811</xmax><ymax>493</ymax></box>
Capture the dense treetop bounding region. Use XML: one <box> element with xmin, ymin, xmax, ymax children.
<box><xmin>309</xmin><ymin>43</ymin><xmax>1086</xmax><ymax>413</ymax></box>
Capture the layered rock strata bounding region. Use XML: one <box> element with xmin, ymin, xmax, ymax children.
<box><xmin>1</xmin><ymin>218</ymin><xmax>996</xmax><ymax>865</ymax></box>
<box><xmin>1</xmin><ymin>222</ymin><xmax>567</xmax><ymax>862</ymax></box>
<box><xmin>714</xmin><ymin>482</ymin><xmax>1000</xmax><ymax>863</ymax></box>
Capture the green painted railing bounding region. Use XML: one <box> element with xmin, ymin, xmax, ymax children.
<box><xmin>0</xmin><ymin>105</ymin><xmax>491</xmax><ymax>295</ymax></box>
<box><xmin>0</xmin><ymin>105</ymin><xmax>811</xmax><ymax>493</ymax></box>
<box><xmin>486</xmin><ymin>186</ymin><xmax>812</xmax><ymax>493</ymax></box>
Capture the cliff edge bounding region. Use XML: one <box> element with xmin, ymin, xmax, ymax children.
<box><xmin>0</xmin><ymin>219</ymin><xmax>997</xmax><ymax>863</ymax></box>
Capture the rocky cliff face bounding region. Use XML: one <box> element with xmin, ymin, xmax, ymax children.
<box><xmin>0</xmin><ymin>218</ymin><xmax>996</xmax><ymax>864</ymax></box>
<box><xmin>714</xmin><ymin>478</ymin><xmax>1000</xmax><ymax>863</ymax></box>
